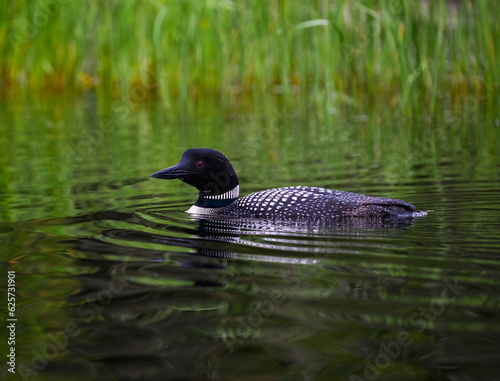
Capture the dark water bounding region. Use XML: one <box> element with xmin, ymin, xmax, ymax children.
<box><xmin>1</xmin><ymin>101</ymin><xmax>500</xmax><ymax>381</ymax></box>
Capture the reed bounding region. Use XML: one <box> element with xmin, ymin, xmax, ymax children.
<box><xmin>1</xmin><ymin>0</ymin><xmax>499</xmax><ymax>114</ymax></box>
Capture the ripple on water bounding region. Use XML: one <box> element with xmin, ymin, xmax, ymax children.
<box><xmin>5</xmin><ymin>177</ymin><xmax>500</xmax><ymax>381</ymax></box>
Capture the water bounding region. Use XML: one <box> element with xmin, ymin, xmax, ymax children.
<box><xmin>1</xmin><ymin>100</ymin><xmax>500</xmax><ymax>381</ymax></box>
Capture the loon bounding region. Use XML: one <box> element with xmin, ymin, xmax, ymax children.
<box><xmin>150</xmin><ymin>148</ymin><xmax>427</xmax><ymax>219</ymax></box>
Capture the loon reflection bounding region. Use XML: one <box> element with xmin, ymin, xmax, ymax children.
<box><xmin>173</xmin><ymin>212</ymin><xmax>418</xmax><ymax>262</ymax></box>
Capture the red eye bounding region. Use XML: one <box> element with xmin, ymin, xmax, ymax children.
<box><xmin>196</xmin><ymin>161</ymin><xmax>204</xmax><ymax>168</ymax></box>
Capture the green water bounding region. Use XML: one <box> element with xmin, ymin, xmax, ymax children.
<box><xmin>1</xmin><ymin>98</ymin><xmax>500</xmax><ymax>381</ymax></box>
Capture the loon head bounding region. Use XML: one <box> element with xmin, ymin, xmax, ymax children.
<box><xmin>150</xmin><ymin>148</ymin><xmax>240</xmax><ymax>211</ymax></box>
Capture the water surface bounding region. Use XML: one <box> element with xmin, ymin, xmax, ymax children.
<box><xmin>1</xmin><ymin>100</ymin><xmax>500</xmax><ymax>381</ymax></box>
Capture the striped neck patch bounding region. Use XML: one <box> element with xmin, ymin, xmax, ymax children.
<box><xmin>194</xmin><ymin>186</ymin><xmax>239</xmax><ymax>208</ymax></box>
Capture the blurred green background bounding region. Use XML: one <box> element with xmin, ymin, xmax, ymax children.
<box><xmin>2</xmin><ymin>0</ymin><xmax>499</xmax><ymax>113</ymax></box>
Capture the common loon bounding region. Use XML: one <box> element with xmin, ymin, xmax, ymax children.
<box><xmin>150</xmin><ymin>148</ymin><xmax>427</xmax><ymax>219</ymax></box>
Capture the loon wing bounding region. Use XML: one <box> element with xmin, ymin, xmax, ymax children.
<box><xmin>356</xmin><ymin>195</ymin><xmax>416</xmax><ymax>210</ymax></box>
<box><xmin>288</xmin><ymin>186</ymin><xmax>418</xmax><ymax>217</ymax></box>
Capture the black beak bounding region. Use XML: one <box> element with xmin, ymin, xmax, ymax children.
<box><xmin>149</xmin><ymin>164</ymin><xmax>188</xmax><ymax>180</ymax></box>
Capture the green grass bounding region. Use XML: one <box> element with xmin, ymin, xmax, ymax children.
<box><xmin>1</xmin><ymin>0</ymin><xmax>498</xmax><ymax>114</ymax></box>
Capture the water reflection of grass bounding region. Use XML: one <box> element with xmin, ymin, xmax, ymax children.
<box><xmin>2</xmin><ymin>1</ymin><xmax>499</xmax><ymax>113</ymax></box>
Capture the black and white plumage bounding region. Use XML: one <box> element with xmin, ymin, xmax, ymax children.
<box><xmin>150</xmin><ymin>148</ymin><xmax>427</xmax><ymax>219</ymax></box>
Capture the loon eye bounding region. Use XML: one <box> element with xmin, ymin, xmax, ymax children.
<box><xmin>195</xmin><ymin>161</ymin><xmax>204</xmax><ymax>168</ymax></box>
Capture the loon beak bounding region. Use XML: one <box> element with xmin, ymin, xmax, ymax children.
<box><xmin>149</xmin><ymin>164</ymin><xmax>188</xmax><ymax>180</ymax></box>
